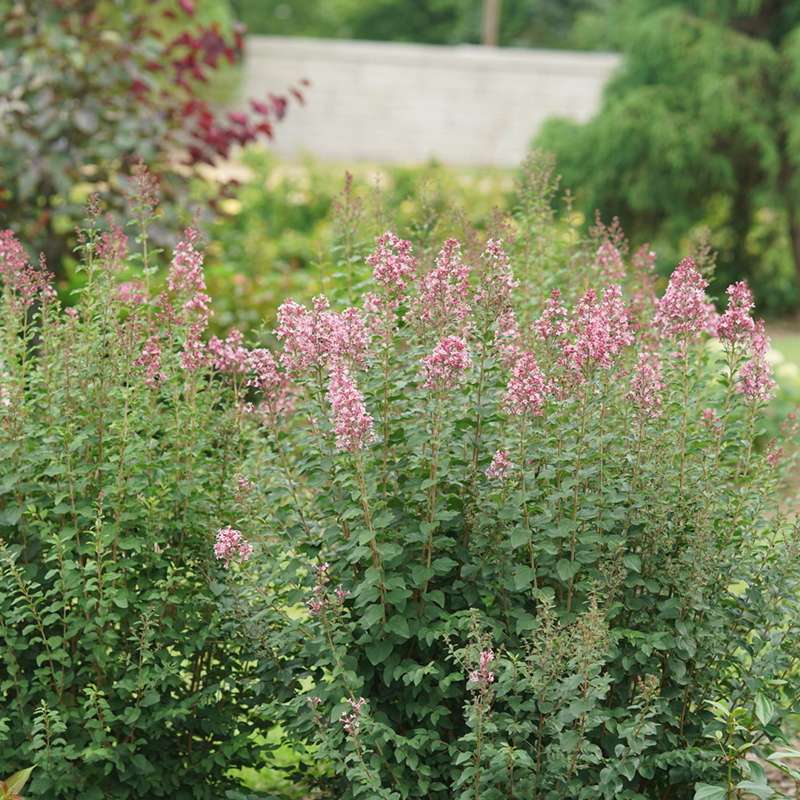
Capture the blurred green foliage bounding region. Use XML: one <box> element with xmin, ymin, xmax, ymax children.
<box><xmin>232</xmin><ymin>0</ymin><xmax>607</xmax><ymax>49</ymax></box>
<box><xmin>538</xmin><ymin>0</ymin><xmax>800</xmax><ymax>315</ymax></box>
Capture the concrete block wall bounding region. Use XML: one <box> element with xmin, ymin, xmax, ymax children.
<box><xmin>241</xmin><ymin>36</ymin><xmax>620</xmax><ymax>167</ymax></box>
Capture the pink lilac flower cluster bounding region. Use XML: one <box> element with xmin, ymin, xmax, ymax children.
<box><xmin>165</xmin><ymin>228</ymin><xmax>213</xmax><ymax>371</ymax></box>
<box><xmin>654</xmin><ymin>257</ymin><xmax>716</xmax><ymax>342</ymax></box>
<box><xmin>421</xmin><ymin>335</ymin><xmax>472</xmax><ymax>391</ymax></box>
<box><xmin>366</xmin><ymin>231</ymin><xmax>417</xmax><ymax>297</ymax></box>
<box><xmin>134</xmin><ymin>335</ymin><xmax>166</xmax><ymax>388</ymax></box>
<box><xmin>596</xmin><ymin>241</ymin><xmax>625</xmax><ymax>282</ymax></box>
<box><xmin>716</xmin><ymin>281</ymin><xmax>756</xmax><ymax>346</ymax></box>
<box><xmin>213</xmin><ymin>526</ymin><xmax>254</xmax><ymax>567</ymax></box>
<box><xmin>234</xmin><ymin>474</ymin><xmax>255</xmax><ymax>503</ymax></box>
<box><xmin>167</xmin><ymin>227</ymin><xmax>212</xmax><ymax>323</ymax></box>
<box><xmin>327</xmin><ymin>364</ymin><xmax>375</xmax><ymax>452</ymax></box>
<box><xmin>702</xmin><ymin>408</ymin><xmax>722</xmax><ymax>432</ymax></box>
<box><xmin>307</xmin><ymin>561</ymin><xmax>349</xmax><ymax>615</ymax></box>
<box><xmin>96</xmin><ymin>219</ymin><xmax>128</xmax><ymax>272</ymax></box>
<box><xmin>535</xmin><ymin>289</ymin><xmax>569</xmax><ymax>342</ymax></box>
<box><xmin>476</xmin><ymin>238</ymin><xmax>518</xmax><ymax>313</ymax></box>
<box><xmin>207</xmin><ymin>328</ymin><xmax>250</xmax><ymax>374</ymax></box>
<box><xmin>563</xmin><ymin>286</ymin><xmax>633</xmax><ymax>374</ymax></box>
<box><xmin>0</xmin><ymin>230</ymin><xmax>54</xmax><ymax>310</ymax></box>
<box><xmin>248</xmin><ymin>347</ymin><xmax>293</xmax><ymax>422</ymax></box>
<box><xmin>340</xmin><ymin>697</ymin><xmax>367</xmax><ymax>736</ymax></box>
<box><xmin>116</xmin><ymin>281</ymin><xmax>147</xmax><ymax>306</ymax></box>
<box><xmin>485</xmin><ymin>449</ymin><xmax>513</xmax><ymax>480</ymax></box>
<box><xmin>468</xmin><ymin>649</ymin><xmax>496</xmax><ymax>689</ymax></box>
<box><xmin>410</xmin><ymin>238</ymin><xmax>471</xmax><ymax>333</ymax></box>
<box><xmin>276</xmin><ymin>296</ymin><xmax>368</xmax><ymax>374</ymax></box>
<box><xmin>503</xmin><ymin>352</ymin><xmax>549</xmax><ymax>416</ymax></box>
<box><xmin>738</xmin><ymin>320</ymin><xmax>776</xmax><ymax>403</ymax></box>
<box><xmin>628</xmin><ymin>350</ymin><xmax>664</xmax><ymax>419</ymax></box>
<box><xmin>494</xmin><ymin>309</ymin><xmax>522</xmax><ymax>368</ymax></box>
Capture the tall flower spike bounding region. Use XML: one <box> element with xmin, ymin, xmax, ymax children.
<box><xmin>503</xmin><ymin>351</ymin><xmax>549</xmax><ymax>416</ymax></box>
<box><xmin>327</xmin><ymin>364</ymin><xmax>375</xmax><ymax>452</ymax></box>
<box><xmin>737</xmin><ymin>320</ymin><xmax>775</xmax><ymax>403</ymax></box>
<box><xmin>716</xmin><ymin>281</ymin><xmax>755</xmax><ymax>345</ymax></box>
<box><xmin>367</xmin><ymin>231</ymin><xmax>417</xmax><ymax>296</ymax></box>
<box><xmin>410</xmin><ymin>238</ymin><xmax>471</xmax><ymax>333</ymax></box>
<box><xmin>421</xmin><ymin>335</ymin><xmax>472</xmax><ymax>391</ymax></box>
<box><xmin>628</xmin><ymin>350</ymin><xmax>664</xmax><ymax>419</ymax></box>
<box><xmin>654</xmin><ymin>257</ymin><xmax>716</xmax><ymax>341</ymax></box>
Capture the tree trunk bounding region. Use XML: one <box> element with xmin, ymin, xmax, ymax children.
<box><xmin>481</xmin><ymin>0</ymin><xmax>502</xmax><ymax>46</ymax></box>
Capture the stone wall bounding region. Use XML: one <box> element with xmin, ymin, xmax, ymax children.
<box><xmin>241</xmin><ymin>36</ymin><xmax>620</xmax><ymax>166</ymax></box>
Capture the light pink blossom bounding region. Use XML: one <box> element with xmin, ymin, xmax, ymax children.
<box><xmin>654</xmin><ymin>258</ymin><xmax>715</xmax><ymax>341</ymax></box>
<box><xmin>503</xmin><ymin>352</ymin><xmax>549</xmax><ymax>416</ymax></box>
<box><xmin>213</xmin><ymin>526</ymin><xmax>254</xmax><ymax>567</ymax></box>
<box><xmin>468</xmin><ymin>649</ymin><xmax>496</xmax><ymax>689</ymax></box>
<box><xmin>737</xmin><ymin>321</ymin><xmax>775</xmax><ymax>403</ymax></box>
<box><xmin>135</xmin><ymin>335</ymin><xmax>166</xmax><ymax>388</ymax></box>
<box><xmin>327</xmin><ymin>365</ymin><xmax>375</xmax><ymax>452</ymax></box>
<box><xmin>340</xmin><ymin>697</ymin><xmax>367</xmax><ymax>736</ymax></box>
<box><xmin>207</xmin><ymin>329</ymin><xmax>250</xmax><ymax>374</ymax></box>
<box><xmin>494</xmin><ymin>308</ymin><xmax>522</xmax><ymax>367</ymax></box>
<box><xmin>0</xmin><ymin>230</ymin><xmax>54</xmax><ymax>310</ymax></box>
<box><xmin>367</xmin><ymin>231</ymin><xmax>417</xmax><ymax>295</ymax></box>
<box><xmin>421</xmin><ymin>335</ymin><xmax>472</xmax><ymax>390</ymax></box>
<box><xmin>596</xmin><ymin>241</ymin><xmax>625</xmax><ymax>282</ymax></box>
<box><xmin>716</xmin><ymin>281</ymin><xmax>756</xmax><ymax>345</ymax></box>
<box><xmin>486</xmin><ymin>450</ymin><xmax>513</xmax><ymax>480</ymax></box>
<box><xmin>535</xmin><ymin>289</ymin><xmax>569</xmax><ymax>342</ymax></box>
<box><xmin>628</xmin><ymin>350</ymin><xmax>664</xmax><ymax>419</ymax></box>
<box><xmin>476</xmin><ymin>238</ymin><xmax>518</xmax><ymax>312</ymax></box>
<box><xmin>410</xmin><ymin>238</ymin><xmax>471</xmax><ymax>333</ymax></box>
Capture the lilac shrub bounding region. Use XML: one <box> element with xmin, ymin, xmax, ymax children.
<box><xmin>224</xmin><ymin>171</ymin><xmax>800</xmax><ymax>799</ymax></box>
<box><xmin>0</xmin><ymin>195</ymin><xmax>264</xmax><ymax>798</ymax></box>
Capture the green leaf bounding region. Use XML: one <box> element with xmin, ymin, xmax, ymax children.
<box><xmin>365</xmin><ymin>640</ymin><xmax>393</xmax><ymax>665</ymax></box>
<box><xmin>509</xmin><ymin>528</ymin><xmax>529</xmax><ymax>549</ymax></box>
<box><xmin>385</xmin><ymin>615</ymin><xmax>410</xmax><ymax>639</ymax></box>
<box><xmin>735</xmin><ymin>780</ymin><xmax>773</xmax><ymax>799</ymax></box>
<box><xmin>361</xmin><ymin>604</ymin><xmax>385</xmax><ymax>629</ymax></box>
<box><xmin>693</xmin><ymin>784</ymin><xmax>727</xmax><ymax>800</ymax></box>
<box><xmin>755</xmin><ymin>693</ymin><xmax>774</xmax><ymax>727</ymax></box>
<box><xmin>512</xmin><ymin>565</ymin><xmax>534</xmax><ymax>591</ymax></box>
<box><xmin>5</xmin><ymin>767</ymin><xmax>35</xmax><ymax>794</ymax></box>
<box><xmin>556</xmin><ymin>559</ymin><xmax>579</xmax><ymax>582</ymax></box>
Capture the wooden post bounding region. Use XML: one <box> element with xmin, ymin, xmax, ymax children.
<box><xmin>482</xmin><ymin>0</ymin><xmax>502</xmax><ymax>46</ymax></box>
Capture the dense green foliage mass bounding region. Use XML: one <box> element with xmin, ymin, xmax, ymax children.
<box><xmin>539</xmin><ymin>0</ymin><xmax>800</xmax><ymax>315</ymax></box>
<box><xmin>233</xmin><ymin>0</ymin><xmax>602</xmax><ymax>49</ymax></box>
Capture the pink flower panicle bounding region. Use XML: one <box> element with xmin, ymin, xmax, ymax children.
<box><xmin>628</xmin><ymin>350</ymin><xmax>664</xmax><ymax>419</ymax></box>
<box><xmin>535</xmin><ymin>289</ymin><xmax>569</xmax><ymax>342</ymax></box>
<box><xmin>702</xmin><ymin>408</ymin><xmax>722</xmax><ymax>432</ymax></box>
<box><xmin>340</xmin><ymin>697</ymin><xmax>367</xmax><ymax>736</ymax></box>
<box><xmin>716</xmin><ymin>281</ymin><xmax>756</xmax><ymax>345</ymax></box>
<box><xmin>476</xmin><ymin>238</ymin><xmax>518</xmax><ymax>312</ymax></box>
<box><xmin>485</xmin><ymin>450</ymin><xmax>513</xmax><ymax>481</ymax></box>
<box><xmin>327</xmin><ymin>365</ymin><xmax>375</xmax><ymax>452</ymax></box>
<box><xmin>596</xmin><ymin>241</ymin><xmax>625</xmax><ymax>282</ymax></box>
<box><xmin>494</xmin><ymin>309</ymin><xmax>522</xmax><ymax>368</ymax></box>
<box><xmin>503</xmin><ymin>351</ymin><xmax>549</xmax><ymax>416</ymax></box>
<box><xmin>135</xmin><ymin>335</ymin><xmax>166</xmax><ymax>388</ymax></box>
<box><xmin>167</xmin><ymin>227</ymin><xmax>211</xmax><ymax>323</ymax></box>
<box><xmin>207</xmin><ymin>328</ymin><xmax>250</xmax><ymax>374</ymax></box>
<box><xmin>411</xmin><ymin>238</ymin><xmax>471</xmax><ymax>333</ymax></box>
<box><xmin>366</xmin><ymin>231</ymin><xmax>417</xmax><ymax>296</ymax></box>
<box><xmin>421</xmin><ymin>335</ymin><xmax>472</xmax><ymax>391</ymax></box>
<box><xmin>248</xmin><ymin>347</ymin><xmax>292</xmax><ymax>418</ymax></box>
<box><xmin>213</xmin><ymin>526</ymin><xmax>254</xmax><ymax>567</ymax></box>
<box><xmin>307</xmin><ymin>562</ymin><xmax>330</xmax><ymax>615</ymax></box>
<box><xmin>560</xmin><ymin>286</ymin><xmax>633</xmax><ymax>375</ymax></box>
<box><xmin>654</xmin><ymin>258</ymin><xmax>715</xmax><ymax>341</ymax></box>
<box><xmin>234</xmin><ymin>474</ymin><xmax>255</xmax><ymax>503</ymax></box>
<box><xmin>116</xmin><ymin>281</ymin><xmax>147</xmax><ymax>306</ymax></box>
<box><xmin>276</xmin><ymin>296</ymin><xmax>368</xmax><ymax>374</ymax></box>
<box><xmin>0</xmin><ymin>230</ymin><xmax>54</xmax><ymax>310</ymax></box>
<box><xmin>468</xmin><ymin>649</ymin><xmax>496</xmax><ymax>689</ymax></box>
<box><xmin>96</xmin><ymin>219</ymin><xmax>128</xmax><ymax>272</ymax></box>
<box><xmin>737</xmin><ymin>320</ymin><xmax>775</xmax><ymax>403</ymax></box>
